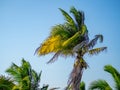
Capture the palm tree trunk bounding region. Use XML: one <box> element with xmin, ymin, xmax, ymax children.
<box><xmin>73</xmin><ymin>62</ymin><xmax>84</xmax><ymax>90</ymax></box>
<box><xmin>68</xmin><ymin>56</ymin><xmax>85</xmax><ymax>90</ymax></box>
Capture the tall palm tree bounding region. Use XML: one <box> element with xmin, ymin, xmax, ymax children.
<box><xmin>35</xmin><ymin>7</ymin><xmax>107</xmax><ymax>90</ymax></box>
<box><xmin>6</xmin><ymin>59</ymin><xmax>42</xmax><ymax>90</ymax></box>
<box><xmin>0</xmin><ymin>75</ymin><xmax>15</xmax><ymax>90</ymax></box>
<box><xmin>89</xmin><ymin>65</ymin><xmax>120</xmax><ymax>90</ymax></box>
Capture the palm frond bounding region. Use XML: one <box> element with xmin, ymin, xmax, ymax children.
<box><xmin>88</xmin><ymin>47</ymin><xmax>107</xmax><ymax>55</ymax></box>
<box><xmin>47</xmin><ymin>51</ymin><xmax>61</xmax><ymax>64</ymax></box>
<box><xmin>21</xmin><ymin>59</ymin><xmax>31</xmax><ymax>71</ymax></box>
<box><xmin>62</xmin><ymin>25</ymin><xmax>87</xmax><ymax>49</ymax></box>
<box><xmin>59</xmin><ymin>8</ymin><xmax>76</xmax><ymax>31</ymax></box>
<box><xmin>80</xmin><ymin>81</ymin><xmax>85</xmax><ymax>90</ymax></box>
<box><xmin>104</xmin><ymin>65</ymin><xmax>120</xmax><ymax>90</ymax></box>
<box><xmin>50</xmin><ymin>24</ymin><xmax>71</xmax><ymax>39</ymax></box>
<box><xmin>22</xmin><ymin>76</ymin><xmax>30</xmax><ymax>83</ymax></box>
<box><xmin>49</xmin><ymin>87</ymin><xmax>60</xmax><ymax>90</ymax></box>
<box><xmin>0</xmin><ymin>75</ymin><xmax>14</xmax><ymax>89</ymax></box>
<box><xmin>38</xmin><ymin>71</ymin><xmax>42</xmax><ymax>83</ymax></box>
<box><xmin>62</xmin><ymin>31</ymin><xmax>81</xmax><ymax>48</ymax></box>
<box><xmin>73</xmin><ymin>41</ymin><xmax>87</xmax><ymax>52</ymax></box>
<box><xmin>12</xmin><ymin>85</ymin><xmax>21</xmax><ymax>90</ymax></box>
<box><xmin>96</xmin><ymin>34</ymin><xmax>103</xmax><ymax>43</ymax></box>
<box><xmin>31</xmin><ymin>70</ymin><xmax>41</xmax><ymax>89</ymax></box>
<box><xmin>32</xmin><ymin>70</ymin><xmax>40</xmax><ymax>82</ymax></box>
<box><xmin>6</xmin><ymin>63</ymin><xmax>22</xmax><ymax>83</ymax></box>
<box><xmin>36</xmin><ymin>35</ymin><xmax>62</xmax><ymax>55</ymax></box>
<box><xmin>87</xmin><ymin>34</ymin><xmax>103</xmax><ymax>49</ymax></box>
<box><xmin>80</xmin><ymin>25</ymin><xmax>87</xmax><ymax>35</ymax></box>
<box><xmin>89</xmin><ymin>79</ymin><xmax>112</xmax><ymax>90</ymax></box>
<box><xmin>104</xmin><ymin>65</ymin><xmax>120</xmax><ymax>78</ymax></box>
<box><xmin>0</xmin><ymin>85</ymin><xmax>12</xmax><ymax>90</ymax></box>
<box><xmin>70</xmin><ymin>7</ymin><xmax>84</xmax><ymax>29</ymax></box>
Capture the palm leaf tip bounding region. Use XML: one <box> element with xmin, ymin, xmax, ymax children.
<box><xmin>59</xmin><ymin>8</ymin><xmax>77</xmax><ymax>30</ymax></box>
<box><xmin>95</xmin><ymin>34</ymin><xmax>103</xmax><ymax>43</ymax></box>
<box><xmin>70</xmin><ymin>6</ymin><xmax>85</xmax><ymax>25</ymax></box>
<box><xmin>34</xmin><ymin>46</ymin><xmax>40</xmax><ymax>55</ymax></box>
<box><xmin>88</xmin><ymin>47</ymin><xmax>107</xmax><ymax>55</ymax></box>
<box><xmin>59</xmin><ymin>8</ymin><xmax>73</xmax><ymax>23</ymax></box>
<box><xmin>87</xmin><ymin>34</ymin><xmax>104</xmax><ymax>49</ymax></box>
<box><xmin>47</xmin><ymin>52</ymin><xmax>60</xmax><ymax>64</ymax></box>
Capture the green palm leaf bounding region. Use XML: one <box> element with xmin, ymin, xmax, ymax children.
<box><xmin>70</xmin><ymin>7</ymin><xmax>84</xmax><ymax>29</ymax></box>
<box><xmin>50</xmin><ymin>24</ymin><xmax>71</xmax><ymax>39</ymax></box>
<box><xmin>87</xmin><ymin>34</ymin><xmax>103</xmax><ymax>49</ymax></box>
<box><xmin>62</xmin><ymin>25</ymin><xmax>87</xmax><ymax>48</ymax></box>
<box><xmin>88</xmin><ymin>47</ymin><xmax>107</xmax><ymax>55</ymax></box>
<box><xmin>6</xmin><ymin>63</ymin><xmax>22</xmax><ymax>83</ymax></box>
<box><xmin>59</xmin><ymin>8</ymin><xmax>76</xmax><ymax>31</ymax></box>
<box><xmin>0</xmin><ymin>75</ymin><xmax>15</xmax><ymax>90</ymax></box>
<box><xmin>104</xmin><ymin>65</ymin><xmax>120</xmax><ymax>90</ymax></box>
<box><xmin>89</xmin><ymin>79</ymin><xmax>112</xmax><ymax>90</ymax></box>
<box><xmin>80</xmin><ymin>81</ymin><xmax>85</xmax><ymax>90</ymax></box>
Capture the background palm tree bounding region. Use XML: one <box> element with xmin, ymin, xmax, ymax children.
<box><xmin>0</xmin><ymin>75</ymin><xmax>15</xmax><ymax>90</ymax></box>
<box><xmin>35</xmin><ymin>7</ymin><xmax>107</xmax><ymax>90</ymax></box>
<box><xmin>6</xmin><ymin>59</ymin><xmax>42</xmax><ymax>90</ymax></box>
<box><xmin>89</xmin><ymin>65</ymin><xmax>120</xmax><ymax>90</ymax></box>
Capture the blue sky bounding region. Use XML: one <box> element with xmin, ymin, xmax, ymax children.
<box><xmin>0</xmin><ymin>0</ymin><xmax>120</xmax><ymax>89</ymax></box>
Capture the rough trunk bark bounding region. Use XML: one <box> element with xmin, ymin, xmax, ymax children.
<box><xmin>72</xmin><ymin>59</ymin><xmax>84</xmax><ymax>90</ymax></box>
<box><xmin>67</xmin><ymin>56</ymin><xmax>84</xmax><ymax>90</ymax></box>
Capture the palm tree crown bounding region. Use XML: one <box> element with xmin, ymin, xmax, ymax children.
<box><xmin>6</xmin><ymin>59</ymin><xmax>42</xmax><ymax>90</ymax></box>
<box><xmin>35</xmin><ymin>7</ymin><xmax>107</xmax><ymax>90</ymax></box>
<box><xmin>35</xmin><ymin>7</ymin><xmax>88</xmax><ymax>63</ymax></box>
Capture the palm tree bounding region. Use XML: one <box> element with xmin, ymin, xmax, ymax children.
<box><xmin>35</xmin><ymin>7</ymin><xmax>107</xmax><ymax>90</ymax></box>
<box><xmin>0</xmin><ymin>75</ymin><xmax>15</xmax><ymax>90</ymax></box>
<box><xmin>6</xmin><ymin>59</ymin><xmax>42</xmax><ymax>90</ymax></box>
<box><xmin>89</xmin><ymin>65</ymin><xmax>120</xmax><ymax>90</ymax></box>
